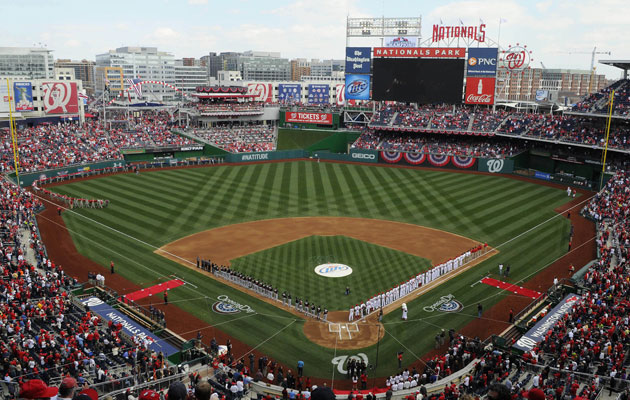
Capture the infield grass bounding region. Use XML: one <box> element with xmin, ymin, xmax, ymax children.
<box><xmin>51</xmin><ymin>161</ymin><xmax>574</xmax><ymax>378</ymax></box>
<box><xmin>231</xmin><ymin>235</ymin><xmax>433</xmax><ymax>310</ymax></box>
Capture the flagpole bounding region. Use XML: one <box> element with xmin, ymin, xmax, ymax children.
<box><xmin>493</xmin><ymin>18</ymin><xmax>503</xmax><ymax>113</ymax></box>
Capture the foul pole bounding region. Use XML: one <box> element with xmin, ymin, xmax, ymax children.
<box><xmin>6</xmin><ymin>79</ymin><xmax>20</xmax><ymax>186</ymax></box>
<box><xmin>599</xmin><ymin>89</ymin><xmax>615</xmax><ymax>190</ymax></box>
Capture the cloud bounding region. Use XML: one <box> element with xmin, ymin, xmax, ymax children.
<box><xmin>188</xmin><ymin>0</ymin><xmax>208</xmax><ymax>4</ymax></box>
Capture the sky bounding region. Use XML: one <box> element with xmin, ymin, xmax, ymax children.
<box><xmin>2</xmin><ymin>0</ymin><xmax>627</xmax><ymax>79</ymax></box>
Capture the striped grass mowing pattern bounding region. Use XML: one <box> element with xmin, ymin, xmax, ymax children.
<box><xmin>50</xmin><ymin>161</ymin><xmax>573</xmax><ymax>377</ymax></box>
<box><xmin>230</xmin><ymin>235</ymin><xmax>433</xmax><ymax>310</ymax></box>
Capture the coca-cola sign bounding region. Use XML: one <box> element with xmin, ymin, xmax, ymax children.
<box><xmin>465</xmin><ymin>77</ymin><xmax>495</xmax><ymax>105</ymax></box>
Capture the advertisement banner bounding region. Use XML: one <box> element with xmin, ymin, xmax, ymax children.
<box><xmin>13</xmin><ymin>82</ymin><xmax>33</xmax><ymax>111</ymax></box>
<box><xmin>535</xmin><ymin>90</ymin><xmax>549</xmax><ymax>102</ymax></box>
<box><xmin>513</xmin><ymin>294</ymin><xmax>581</xmax><ymax>352</ymax></box>
<box><xmin>466</xmin><ymin>48</ymin><xmax>498</xmax><ymax>76</ymax></box>
<box><xmin>349</xmin><ymin>149</ymin><xmax>378</xmax><ymax>163</ymax></box>
<box><xmin>278</xmin><ymin>83</ymin><xmax>302</xmax><ymax>104</ymax></box>
<box><xmin>81</xmin><ymin>297</ymin><xmax>179</xmax><ymax>356</ymax></box>
<box><xmin>345</xmin><ymin>74</ymin><xmax>370</xmax><ymax>101</ymax></box>
<box><xmin>345</xmin><ymin>47</ymin><xmax>371</xmax><ymax>74</ymax></box>
<box><xmin>478</xmin><ymin>158</ymin><xmax>514</xmax><ymax>174</ymax></box>
<box><xmin>465</xmin><ymin>77</ymin><xmax>496</xmax><ymax>105</ymax></box>
<box><xmin>42</xmin><ymin>82</ymin><xmax>79</xmax><ymax>114</ymax></box>
<box><xmin>308</xmin><ymin>84</ymin><xmax>330</xmax><ymax>104</ymax></box>
<box><xmin>373</xmin><ymin>47</ymin><xmax>466</xmax><ymax>58</ymax></box>
<box><xmin>336</xmin><ymin>84</ymin><xmax>346</xmax><ymax>106</ymax></box>
<box><xmin>227</xmin><ymin>150</ymin><xmax>307</xmax><ymax>163</ymax></box>
<box><xmin>286</xmin><ymin>111</ymin><xmax>332</xmax><ymax>125</ymax></box>
<box><xmin>247</xmin><ymin>83</ymin><xmax>273</xmax><ymax>103</ymax></box>
<box><xmin>0</xmin><ymin>83</ymin><xmax>12</xmax><ymax>112</ymax></box>
<box><xmin>384</xmin><ymin>37</ymin><xmax>417</xmax><ymax>47</ymax></box>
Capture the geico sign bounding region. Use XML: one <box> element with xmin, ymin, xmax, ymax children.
<box><xmin>351</xmin><ymin>153</ymin><xmax>375</xmax><ymax>160</ymax></box>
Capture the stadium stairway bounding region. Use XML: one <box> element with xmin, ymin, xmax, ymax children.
<box><xmin>19</xmin><ymin>227</ymin><xmax>39</xmax><ymax>266</ymax></box>
<box><xmin>466</xmin><ymin>117</ymin><xmax>475</xmax><ymax>131</ymax></box>
<box><xmin>388</xmin><ymin>112</ymin><xmax>399</xmax><ymax>126</ymax></box>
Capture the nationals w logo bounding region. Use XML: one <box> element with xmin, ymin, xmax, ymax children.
<box><xmin>42</xmin><ymin>82</ymin><xmax>79</xmax><ymax>114</ymax></box>
<box><xmin>486</xmin><ymin>159</ymin><xmax>504</xmax><ymax>173</ymax></box>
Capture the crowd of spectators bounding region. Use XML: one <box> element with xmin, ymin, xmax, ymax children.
<box><xmin>572</xmin><ymin>79</ymin><xmax>630</xmax><ymax>116</ymax></box>
<box><xmin>0</xmin><ymin>111</ymin><xmax>197</xmax><ymax>173</ymax></box>
<box><xmin>192</xmin><ymin>125</ymin><xmax>275</xmax><ymax>153</ymax></box>
<box><xmin>367</xmin><ymin>103</ymin><xmax>630</xmax><ymax>151</ymax></box>
<box><xmin>351</xmin><ymin>131</ymin><xmax>526</xmax><ymax>158</ymax></box>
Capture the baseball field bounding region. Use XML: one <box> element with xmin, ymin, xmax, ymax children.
<box><xmin>48</xmin><ymin>160</ymin><xmax>574</xmax><ymax>381</ymax></box>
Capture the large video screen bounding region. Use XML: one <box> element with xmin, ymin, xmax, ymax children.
<box><xmin>372</xmin><ymin>58</ymin><xmax>465</xmax><ymax>103</ymax></box>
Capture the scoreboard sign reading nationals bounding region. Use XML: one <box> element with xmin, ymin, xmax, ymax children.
<box><xmin>286</xmin><ymin>112</ymin><xmax>333</xmax><ymax>125</ymax></box>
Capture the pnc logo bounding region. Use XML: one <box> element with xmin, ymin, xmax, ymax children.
<box><xmin>347</xmin><ymin>80</ymin><xmax>368</xmax><ymax>95</ymax></box>
<box><xmin>468</xmin><ymin>57</ymin><xmax>478</xmax><ymax>66</ymax></box>
<box><xmin>314</xmin><ymin>263</ymin><xmax>353</xmax><ymax>278</ymax></box>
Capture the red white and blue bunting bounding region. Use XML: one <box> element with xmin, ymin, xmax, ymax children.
<box><xmin>428</xmin><ymin>154</ymin><xmax>450</xmax><ymax>167</ymax></box>
<box><xmin>451</xmin><ymin>156</ymin><xmax>476</xmax><ymax>169</ymax></box>
<box><xmin>403</xmin><ymin>152</ymin><xmax>426</xmax><ymax>165</ymax></box>
<box><xmin>380</xmin><ymin>151</ymin><xmax>403</xmax><ymax>163</ymax></box>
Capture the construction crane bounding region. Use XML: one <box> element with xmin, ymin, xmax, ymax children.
<box><xmin>560</xmin><ymin>47</ymin><xmax>611</xmax><ymax>94</ymax></box>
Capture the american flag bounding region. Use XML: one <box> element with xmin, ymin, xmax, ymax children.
<box><xmin>126</xmin><ymin>78</ymin><xmax>143</xmax><ymax>99</ymax></box>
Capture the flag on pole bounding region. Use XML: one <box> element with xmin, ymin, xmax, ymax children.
<box><xmin>126</xmin><ymin>78</ymin><xmax>143</xmax><ymax>99</ymax></box>
<box><xmin>459</xmin><ymin>18</ymin><xmax>464</xmax><ymax>25</ymax></box>
<box><xmin>439</xmin><ymin>18</ymin><xmax>443</xmax><ymax>24</ymax></box>
<box><xmin>479</xmin><ymin>18</ymin><xmax>485</xmax><ymax>24</ymax></box>
<box><xmin>500</xmin><ymin>18</ymin><xmax>508</xmax><ymax>23</ymax></box>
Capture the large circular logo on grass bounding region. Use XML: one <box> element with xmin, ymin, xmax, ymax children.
<box><xmin>315</xmin><ymin>263</ymin><xmax>353</xmax><ymax>278</ymax></box>
<box><xmin>423</xmin><ymin>294</ymin><xmax>463</xmax><ymax>313</ymax></box>
<box><xmin>211</xmin><ymin>295</ymin><xmax>255</xmax><ymax>315</ymax></box>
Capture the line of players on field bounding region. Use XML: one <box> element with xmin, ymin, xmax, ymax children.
<box><xmin>199</xmin><ymin>259</ymin><xmax>329</xmax><ymax>320</ymax></box>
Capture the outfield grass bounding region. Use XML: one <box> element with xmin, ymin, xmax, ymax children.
<box><xmin>51</xmin><ymin>161</ymin><xmax>573</xmax><ymax>378</ymax></box>
<box><xmin>276</xmin><ymin>129</ymin><xmax>334</xmax><ymax>150</ymax></box>
<box><xmin>231</xmin><ymin>235</ymin><xmax>433</xmax><ymax>310</ymax></box>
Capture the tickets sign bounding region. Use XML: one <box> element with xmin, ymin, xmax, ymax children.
<box><xmin>286</xmin><ymin>112</ymin><xmax>332</xmax><ymax>125</ymax></box>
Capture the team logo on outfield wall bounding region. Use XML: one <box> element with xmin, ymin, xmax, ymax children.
<box><xmin>423</xmin><ymin>294</ymin><xmax>463</xmax><ymax>313</ymax></box>
<box><xmin>486</xmin><ymin>159</ymin><xmax>505</xmax><ymax>173</ymax></box>
<box><xmin>211</xmin><ymin>295</ymin><xmax>255</xmax><ymax>315</ymax></box>
<box><xmin>315</xmin><ymin>263</ymin><xmax>353</xmax><ymax>278</ymax></box>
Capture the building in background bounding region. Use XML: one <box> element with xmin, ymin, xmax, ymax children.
<box><xmin>95</xmin><ymin>46</ymin><xmax>175</xmax><ymax>101</ymax></box>
<box><xmin>53</xmin><ymin>67</ymin><xmax>75</xmax><ymax>81</ymax></box>
<box><xmin>309</xmin><ymin>59</ymin><xmax>345</xmax><ymax>77</ymax></box>
<box><xmin>0</xmin><ymin>47</ymin><xmax>54</xmax><ymax>79</ymax></box>
<box><xmin>239</xmin><ymin>51</ymin><xmax>291</xmax><ymax>81</ymax></box>
<box><xmin>291</xmin><ymin>59</ymin><xmax>311</xmax><ymax>81</ymax></box>
<box><xmin>497</xmin><ymin>67</ymin><xmax>608</xmax><ymax>104</ymax></box>
<box><xmin>55</xmin><ymin>59</ymin><xmax>95</xmax><ymax>95</ymax></box>
<box><xmin>174</xmin><ymin>59</ymin><xmax>208</xmax><ymax>95</ymax></box>
<box><xmin>95</xmin><ymin>66</ymin><xmax>124</xmax><ymax>96</ymax></box>
<box><xmin>202</xmin><ymin>51</ymin><xmax>291</xmax><ymax>81</ymax></box>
